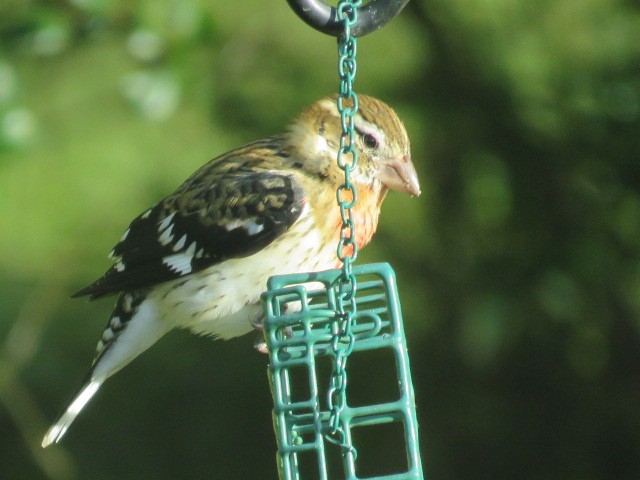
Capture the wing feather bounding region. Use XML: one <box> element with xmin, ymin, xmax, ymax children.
<box><xmin>74</xmin><ymin>170</ymin><xmax>304</xmax><ymax>299</ymax></box>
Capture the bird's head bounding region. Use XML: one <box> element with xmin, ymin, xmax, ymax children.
<box><xmin>286</xmin><ymin>94</ymin><xmax>421</xmax><ymax>198</ymax></box>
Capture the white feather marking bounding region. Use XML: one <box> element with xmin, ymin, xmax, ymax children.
<box><xmin>41</xmin><ymin>378</ymin><xmax>104</xmax><ymax>447</ymax></box>
<box><xmin>173</xmin><ymin>234</ymin><xmax>187</xmax><ymax>251</ymax></box>
<box><xmin>102</xmin><ymin>328</ymin><xmax>114</xmax><ymax>342</ymax></box>
<box><xmin>186</xmin><ymin>241</ymin><xmax>197</xmax><ymax>256</ymax></box>
<box><xmin>115</xmin><ymin>261</ymin><xmax>126</xmax><ymax>272</ymax></box>
<box><xmin>120</xmin><ymin>228</ymin><xmax>130</xmax><ymax>242</ymax></box>
<box><xmin>158</xmin><ymin>225</ymin><xmax>174</xmax><ymax>246</ymax></box>
<box><xmin>111</xmin><ymin>316</ymin><xmax>122</xmax><ymax>329</ymax></box>
<box><xmin>245</xmin><ymin>222</ymin><xmax>265</xmax><ymax>235</ymax></box>
<box><xmin>108</xmin><ymin>249</ymin><xmax>118</xmax><ymax>260</ymax></box>
<box><xmin>141</xmin><ymin>209</ymin><xmax>152</xmax><ymax>219</ymax></box>
<box><xmin>158</xmin><ymin>212</ymin><xmax>175</xmax><ymax>231</ymax></box>
<box><xmin>162</xmin><ymin>253</ymin><xmax>193</xmax><ymax>275</ymax></box>
<box><xmin>122</xmin><ymin>294</ymin><xmax>133</xmax><ymax>312</ymax></box>
<box><xmin>195</xmin><ymin>248</ymin><xmax>204</xmax><ymax>259</ymax></box>
<box><xmin>223</xmin><ymin>218</ymin><xmax>264</xmax><ymax>235</ymax></box>
<box><xmin>224</xmin><ymin>218</ymin><xmax>243</xmax><ymax>231</ymax></box>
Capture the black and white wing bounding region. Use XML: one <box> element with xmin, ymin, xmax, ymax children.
<box><xmin>74</xmin><ymin>171</ymin><xmax>305</xmax><ymax>299</ymax></box>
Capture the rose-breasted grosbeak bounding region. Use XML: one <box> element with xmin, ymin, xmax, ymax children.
<box><xmin>42</xmin><ymin>94</ymin><xmax>420</xmax><ymax>447</ymax></box>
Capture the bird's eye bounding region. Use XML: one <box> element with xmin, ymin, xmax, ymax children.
<box><xmin>363</xmin><ymin>133</ymin><xmax>379</xmax><ymax>149</ymax></box>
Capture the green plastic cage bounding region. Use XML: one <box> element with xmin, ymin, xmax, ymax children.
<box><xmin>262</xmin><ymin>262</ymin><xmax>423</xmax><ymax>479</ymax></box>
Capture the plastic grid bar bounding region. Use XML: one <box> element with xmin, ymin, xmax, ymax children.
<box><xmin>262</xmin><ymin>263</ymin><xmax>423</xmax><ymax>480</ymax></box>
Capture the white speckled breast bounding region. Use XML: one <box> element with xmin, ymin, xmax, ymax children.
<box><xmin>149</xmin><ymin>207</ymin><xmax>337</xmax><ymax>339</ymax></box>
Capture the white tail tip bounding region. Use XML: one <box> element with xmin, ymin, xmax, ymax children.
<box><xmin>42</xmin><ymin>378</ymin><xmax>103</xmax><ymax>448</ymax></box>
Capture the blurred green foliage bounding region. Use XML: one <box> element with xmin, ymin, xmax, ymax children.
<box><xmin>1</xmin><ymin>0</ymin><xmax>639</xmax><ymax>479</ymax></box>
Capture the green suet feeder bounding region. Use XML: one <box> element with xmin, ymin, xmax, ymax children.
<box><xmin>262</xmin><ymin>263</ymin><xmax>423</xmax><ymax>479</ymax></box>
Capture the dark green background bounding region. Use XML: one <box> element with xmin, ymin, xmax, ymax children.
<box><xmin>1</xmin><ymin>1</ymin><xmax>639</xmax><ymax>479</ymax></box>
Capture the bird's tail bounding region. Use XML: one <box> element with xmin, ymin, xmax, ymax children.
<box><xmin>41</xmin><ymin>375</ymin><xmax>105</xmax><ymax>448</ymax></box>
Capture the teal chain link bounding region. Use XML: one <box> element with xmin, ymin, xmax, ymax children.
<box><xmin>325</xmin><ymin>0</ymin><xmax>362</xmax><ymax>459</ymax></box>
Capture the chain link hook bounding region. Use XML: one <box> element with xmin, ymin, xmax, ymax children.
<box><xmin>285</xmin><ymin>0</ymin><xmax>410</xmax><ymax>37</ymax></box>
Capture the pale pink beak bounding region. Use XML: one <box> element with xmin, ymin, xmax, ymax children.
<box><xmin>376</xmin><ymin>155</ymin><xmax>421</xmax><ymax>196</ymax></box>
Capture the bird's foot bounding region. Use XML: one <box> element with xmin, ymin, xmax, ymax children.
<box><xmin>253</xmin><ymin>325</ymin><xmax>293</xmax><ymax>354</ymax></box>
<box><xmin>254</xmin><ymin>333</ymin><xmax>269</xmax><ymax>354</ymax></box>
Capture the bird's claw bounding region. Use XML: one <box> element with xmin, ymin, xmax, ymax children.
<box><xmin>254</xmin><ymin>333</ymin><xmax>269</xmax><ymax>354</ymax></box>
<box><xmin>251</xmin><ymin>314</ymin><xmax>264</xmax><ymax>330</ymax></box>
<box><xmin>253</xmin><ymin>326</ymin><xmax>293</xmax><ymax>355</ymax></box>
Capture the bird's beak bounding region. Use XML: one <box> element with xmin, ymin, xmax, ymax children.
<box><xmin>376</xmin><ymin>155</ymin><xmax>421</xmax><ymax>197</ymax></box>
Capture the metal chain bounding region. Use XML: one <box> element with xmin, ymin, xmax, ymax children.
<box><xmin>325</xmin><ymin>0</ymin><xmax>362</xmax><ymax>459</ymax></box>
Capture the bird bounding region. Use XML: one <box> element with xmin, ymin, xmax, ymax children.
<box><xmin>41</xmin><ymin>94</ymin><xmax>421</xmax><ymax>448</ymax></box>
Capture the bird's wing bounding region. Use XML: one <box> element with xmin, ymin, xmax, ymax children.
<box><xmin>74</xmin><ymin>170</ymin><xmax>305</xmax><ymax>299</ymax></box>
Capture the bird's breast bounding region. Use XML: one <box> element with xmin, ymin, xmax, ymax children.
<box><xmin>151</xmin><ymin>209</ymin><xmax>338</xmax><ymax>336</ymax></box>
<box><xmin>329</xmin><ymin>188</ymin><xmax>382</xmax><ymax>260</ymax></box>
